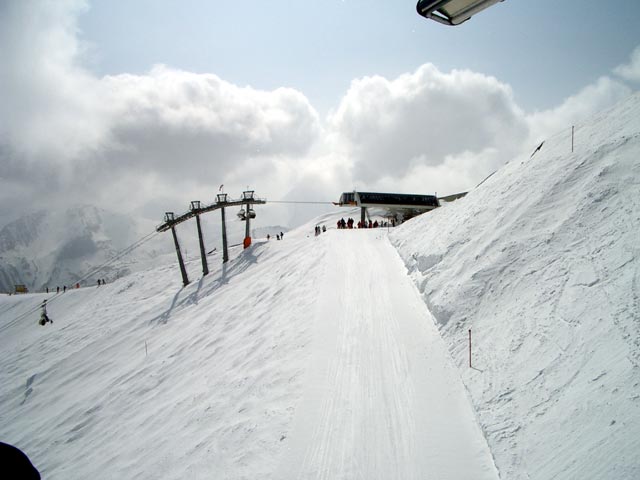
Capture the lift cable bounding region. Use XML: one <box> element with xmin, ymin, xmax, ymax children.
<box><xmin>7</xmin><ymin>199</ymin><xmax>335</xmax><ymax>327</ymax></box>
<box><xmin>267</xmin><ymin>200</ymin><xmax>334</xmax><ymax>205</ymax></box>
<box><xmin>4</xmin><ymin>229</ymin><xmax>161</xmax><ymax>329</ymax></box>
<box><xmin>76</xmin><ymin>230</ymin><xmax>160</xmax><ymax>286</ymax></box>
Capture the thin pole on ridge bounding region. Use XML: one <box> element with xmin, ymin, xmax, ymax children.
<box><xmin>468</xmin><ymin>329</ymin><xmax>472</xmax><ymax>368</ymax></box>
<box><xmin>572</xmin><ymin>125</ymin><xmax>574</xmax><ymax>153</ymax></box>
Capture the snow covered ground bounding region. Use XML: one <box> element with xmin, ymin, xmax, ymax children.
<box><xmin>0</xmin><ymin>222</ymin><xmax>498</xmax><ymax>479</ymax></box>
<box><xmin>392</xmin><ymin>92</ymin><xmax>640</xmax><ymax>479</ymax></box>
<box><xmin>277</xmin><ymin>229</ymin><xmax>498</xmax><ymax>480</ymax></box>
<box><xmin>1</xmin><ymin>93</ymin><xmax>639</xmax><ymax>479</ymax></box>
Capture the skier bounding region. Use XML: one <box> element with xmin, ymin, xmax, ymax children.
<box><xmin>38</xmin><ymin>300</ymin><xmax>52</xmax><ymax>326</ymax></box>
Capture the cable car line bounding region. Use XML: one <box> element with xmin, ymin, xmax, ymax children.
<box><xmin>267</xmin><ymin>200</ymin><xmax>334</xmax><ymax>205</ymax></box>
<box><xmin>6</xmin><ymin>229</ymin><xmax>161</xmax><ymax>327</ymax></box>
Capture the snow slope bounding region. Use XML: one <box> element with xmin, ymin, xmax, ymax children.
<box><xmin>1</xmin><ymin>218</ymin><xmax>497</xmax><ymax>479</ymax></box>
<box><xmin>391</xmin><ymin>92</ymin><xmax>640</xmax><ymax>479</ymax></box>
<box><xmin>0</xmin><ymin>236</ymin><xmax>323</xmax><ymax>478</ymax></box>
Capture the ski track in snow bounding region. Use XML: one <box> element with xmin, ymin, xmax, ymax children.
<box><xmin>278</xmin><ymin>230</ymin><xmax>499</xmax><ymax>480</ymax></box>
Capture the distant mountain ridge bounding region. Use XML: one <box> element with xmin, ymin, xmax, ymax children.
<box><xmin>0</xmin><ymin>205</ymin><xmax>169</xmax><ymax>293</ymax></box>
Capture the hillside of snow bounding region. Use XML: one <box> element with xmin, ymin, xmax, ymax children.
<box><xmin>1</xmin><ymin>218</ymin><xmax>502</xmax><ymax>479</ymax></box>
<box><xmin>1</xmin><ymin>93</ymin><xmax>639</xmax><ymax>479</ymax></box>
<box><xmin>0</xmin><ymin>204</ymin><xmax>287</xmax><ymax>295</ymax></box>
<box><xmin>391</xmin><ymin>92</ymin><xmax>640</xmax><ymax>478</ymax></box>
<box><xmin>0</xmin><ymin>235</ymin><xmax>322</xmax><ymax>479</ymax></box>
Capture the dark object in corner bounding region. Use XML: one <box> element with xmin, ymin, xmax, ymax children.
<box><xmin>0</xmin><ymin>442</ymin><xmax>41</xmax><ymax>479</ymax></box>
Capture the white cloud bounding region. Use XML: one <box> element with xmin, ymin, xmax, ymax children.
<box><xmin>0</xmin><ymin>0</ymin><xmax>107</xmax><ymax>159</ymax></box>
<box><xmin>0</xmin><ymin>1</ymin><xmax>636</xmax><ymax>229</ymax></box>
<box><xmin>614</xmin><ymin>46</ymin><xmax>640</xmax><ymax>83</ymax></box>
<box><xmin>328</xmin><ymin>64</ymin><xmax>529</xmax><ymax>186</ymax></box>
<box><xmin>526</xmin><ymin>76</ymin><xmax>632</xmax><ymax>144</ymax></box>
<box><xmin>0</xmin><ymin>0</ymin><xmax>321</xmax><ymax>226</ymax></box>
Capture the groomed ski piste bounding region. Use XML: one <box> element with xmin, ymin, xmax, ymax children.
<box><xmin>1</xmin><ymin>93</ymin><xmax>639</xmax><ymax>479</ymax></box>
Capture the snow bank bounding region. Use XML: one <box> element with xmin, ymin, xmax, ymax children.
<box><xmin>391</xmin><ymin>92</ymin><xmax>640</xmax><ymax>479</ymax></box>
<box><xmin>0</xmin><ymin>226</ymin><xmax>325</xmax><ymax>479</ymax></box>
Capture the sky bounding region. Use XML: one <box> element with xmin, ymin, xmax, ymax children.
<box><xmin>0</xmin><ymin>0</ymin><xmax>639</xmax><ymax>229</ymax></box>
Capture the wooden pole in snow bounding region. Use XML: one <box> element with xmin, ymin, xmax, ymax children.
<box><xmin>572</xmin><ymin>126</ymin><xmax>574</xmax><ymax>153</ymax></box>
<box><xmin>468</xmin><ymin>329</ymin><xmax>472</xmax><ymax>368</ymax></box>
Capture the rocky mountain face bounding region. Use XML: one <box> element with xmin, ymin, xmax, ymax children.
<box><xmin>0</xmin><ymin>205</ymin><xmax>169</xmax><ymax>293</ymax></box>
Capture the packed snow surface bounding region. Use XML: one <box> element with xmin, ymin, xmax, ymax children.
<box><xmin>1</xmin><ymin>92</ymin><xmax>639</xmax><ymax>479</ymax></box>
<box><xmin>1</xmin><ymin>226</ymin><xmax>497</xmax><ymax>479</ymax></box>
<box><xmin>392</xmin><ymin>92</ymin><xmax>640</xmax><ymax>479</ymax></box>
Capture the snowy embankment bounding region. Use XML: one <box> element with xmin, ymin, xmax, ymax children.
<box><xmin>1</xmin><ymin>234</ymin><xmax>324</xmax><ymax>479</ymax></box>
<box><xmin>391</xmin><ymin>92</ymin><xmax>640</xmax><ymax>479</ymax></box>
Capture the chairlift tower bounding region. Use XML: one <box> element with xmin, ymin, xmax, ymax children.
<box><xmin>239</xmin><ymin>190</ymin><xmax>257</xmax><ymax>249</ymax></box>
<box><xmin>190</xmin><ymin>201</ymin><xmax>209</xmax><ymax>276</ymax></box>
<box><xmin>157</xmin><ymin>191</ymin><xmax>266</xmax><ymax>286</ymax></box>
<box><xmin>217</xmin><ymin>193</ymin><xmax>230</xmax><ymax>263</ymax></box>
<box><xmin>163</xmin><ymin>212</ymin><xmax>190</xmax><ymax>287</ymax></box>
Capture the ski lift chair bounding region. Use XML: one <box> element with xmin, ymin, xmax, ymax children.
<box><xmin>247</xmin><ymin>208</ymin><xmax>256</xmax><ymax>219</ymax></box>
<box><xmin>237</xmin><ymin>208</ymin><xmax>246</xmax><ymax>220</ymax></box>
<box><xmin>416</xmin><ymin>0</ymin><xmax>504</xmax><ymax>25</ymax></box>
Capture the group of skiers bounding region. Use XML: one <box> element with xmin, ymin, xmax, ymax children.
<box><xmin>266</xmin><ymin>231</ymin><xmax>285</xmax><ymax>241</ymax></box>
<box><xmin>44</xmin><ymin>279</ymin><xmax>107</xmax><ymax>294</ymax></box>
<box><xmin>38</xmin><ymin>279</ymin><xmax>107</xmax><ymax>326</ymax></box>
<box><xmin>336</xmin><ymin>217</ymin><xmax>394</xmax><ymax>229</ymax></box>
<box><xmin>314</xmin><ymin>225</ymin><xmax>327</xmax><ymax>236</ymax></box>
<box><xmin>47</xmin><ymin>285</ymin><xmax>73</xmax><ymax>294</ymax></box>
